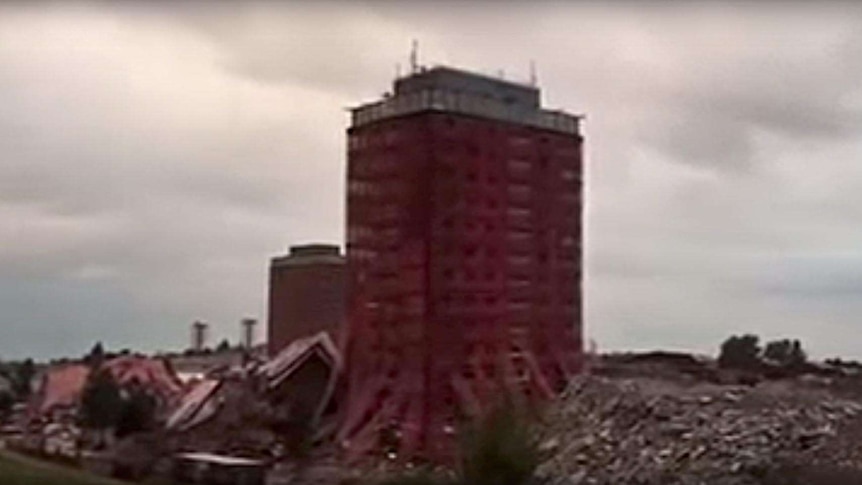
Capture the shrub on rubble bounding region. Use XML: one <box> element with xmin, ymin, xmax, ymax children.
<box><xmin>458</xmin><ymin>401</ymin><xmax>541</xmax><ymax>485</ymax></box>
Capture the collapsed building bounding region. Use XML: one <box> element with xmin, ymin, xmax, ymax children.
<box><xmin>29</xmin><ymin>363</ymin><xmax>90</xmax><ymax>419</ymax></box>
<box><xmin>29</xmin><ymin>356</ymin><xmax>183</xmax><ymax>420</ymax></box>
<box><xmin>15</xmin><ymin>355</ymin><xmax>184</xmax><ymax>462</ymax></box>
<box><xmin>165</xmin><ymin>331</ymin><xmax>341</xmax><ymax>459</ymax></box>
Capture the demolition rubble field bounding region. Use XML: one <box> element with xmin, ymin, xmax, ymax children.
<box><xmin>537</xmin><ymin>367</ymin><xmax>862</xmax><ymax>485</ymax></box>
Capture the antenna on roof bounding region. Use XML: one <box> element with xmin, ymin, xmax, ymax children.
<box><xmin>410</xmin><ymin>39</ymin><xmax>419</xmax><ymax>74</ymax></box>
<box><xmin>529</xmin><ymin>60</ymin><xmax>537</xmax><ymax>86</ymax></box>
<box><xmin>396</xmin><ymin>62</ymin><xmax>401</xmax><ymax>78</ymax></box>
<box><xmin>498</xmin><ymin>69</ymin><xmax>505</xmax><ymax>79</ymax></box>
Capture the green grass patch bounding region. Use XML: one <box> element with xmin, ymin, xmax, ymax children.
<box><xmin>0</xmin><ymin>450</ymin><xmax>127</xmax><ymax>485</ymax></box>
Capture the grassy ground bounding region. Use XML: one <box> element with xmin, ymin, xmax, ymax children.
<box><xmin>0</xmin><ymin>449</ymin><xmax>129</xmax><ymax>485</ymax></box>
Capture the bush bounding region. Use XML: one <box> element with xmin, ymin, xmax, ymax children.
<box><xmin>80</xmin><ymin>369</ymin><xmax>123</xmax><ymax>432</ymax></box>
<box><xmin>369</xmin><ymin>401</ymin><xmax>542</xmax><ymax>485</ymax></box>
<box><xmin>458</xmin><ymin>403</ymin><xmax>541</xmax><ymax>485</ymax></box>
<box><xmin>718</xmin><ymin>334</ymin><xmax>762</xmax><ymax>370</ymax></box>
<box><xmin>763</xmin><ymin>339</ymin><xmax>807</xmax><ymax>368</ymax></box>
<box><xmin>718</xmin><ymin>334</ymin><xmax>809</xmax><ymax>372</ymax></box>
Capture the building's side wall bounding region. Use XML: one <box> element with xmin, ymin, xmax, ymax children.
<box><xmin>423</xmin><ymin>113</ymin><xmax>583</xmax><ymax>453</ymax></box>
<box><xmin>268</xmin><ymin>263</ymin><xmax>346</xmax><ymax>355</ymax></box>
<box><xmin>344</xmin><ymin>114</ymin><xmax>433</xmax><ymax>441</ymax></box>
<box><xmin>344</xmin><ymin>110</ymin><xmax>583</xmax><ymax>459</ymax></box>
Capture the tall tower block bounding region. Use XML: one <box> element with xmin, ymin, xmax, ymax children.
<box><xmin>342</xmin><ymin>66</ymin><xmax>583</xmax><ymax>460</ymax></box>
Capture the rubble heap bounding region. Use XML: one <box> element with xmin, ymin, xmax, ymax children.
<box><xmin>538</xmin><ymin>375</ymin><xmax>862</xmax><ymax>485</ymax></box>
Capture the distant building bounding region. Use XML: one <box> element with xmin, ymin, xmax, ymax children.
<box><xmin>267</xmin><ymin>244</ymin><xmax>346</xmax><ymax>355</ymax></box>
<box><xmin>341</xmin><ymin>65</ymin><xmax>584</xmax><ymax>459</ymax></box>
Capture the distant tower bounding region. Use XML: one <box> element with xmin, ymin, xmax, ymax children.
<box><xmin>342</xmin><ymin>66</ymin><xmax>584</xmax><ymax>461</ymax></box>
<box><xmin>191</xmin><ymin>321</ymin><xmax>208</xmax><ymax>352</ymax></box>
<box><xmin>241</xmin><ymin>318</ymin><xmax>257</xmax><ymax>349</ymax></box>
<box><xmin>267</xmin><ymin>244</ymin><xmax>346</xmax><ymax>355</ymax></box>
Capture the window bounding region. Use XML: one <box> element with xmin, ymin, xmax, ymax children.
<box><xmin>507</xmin><ymin>208</ymin><xmax>530</xmax><ymax>219</ymax></box>
<box><xmin>510</xmin><ymin>136</ymin><xmax>531</xmax><ymax>148</ymax></box>
<box><xmin>507</xmin><ymin>185</ymin><xmax>531</xmax><ymax>199</ymax></box>
<box><xmin>507</xmin><ymin>159</ymin><xmax>531</xmax><ymax>173</ymax></box>
<box><xmin>507</xmin><ymin>231</ymin><xmax>530</xmax><ymax>244</ymax></box>
<box><xmin>348</xmin><ymin>135</ymin><xmax>361</xmax><ymax>150</ymax></box>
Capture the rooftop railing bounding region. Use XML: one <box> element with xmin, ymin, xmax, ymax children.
<box><xmin>351</xmin><ymin>89</ymin><xmax>580</xmax><ymax>135</ymax></box>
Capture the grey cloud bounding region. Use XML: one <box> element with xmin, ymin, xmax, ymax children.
<box><xmin>150</xmin><ymin>3</ymin><xmax>412</xmax><ymax>98</ymax></box>
<box><xmin>756</xmin><ymin>255</ymin><xmax>862</xmax><ymax>299</ymax></box>
<box><xmin>4</xmin><ymin>2</ymin><xmax>862</xmax><ymax>361</ymax></box>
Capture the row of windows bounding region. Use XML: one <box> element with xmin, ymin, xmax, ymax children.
<box><xmin>349</xmin><ymin>157</ymin><xmax>401</xmax><ymax>177</ymax></box>
<box><xmin>348</xmin><ymin>226</ymin><xmax>400</xmax><ymax>245</ymax></box>
<box><xmin>348</xmin><ymin>131</ymin><xmax>404</xmax><ymax>151</ymax></box>
<box><xmin>434</xmin><ymin>266</ymin><xmax>579</xmax><ymax>284</ymax></box>
<box><xmin>350</xmin><ymin>162</ymin><xmax>579</xmax><ymax>191</ymax></box>
<box><xmin>349</xmin><ymin>132</ymin><xmax>577</xmax><ymax>157</ymax></box>
<box><xmin>429</xmin><ymin>295</ymin><xmax>578</xmax><ymax>308</ymax></box>
<box><xmin>350</xmin><ymin>232</ymin><xmax>579</xmax><ymax>254</ymax></box>
<box><xmin>349</xmin><ymin>126</ymin><xmax>579</xmax><ymax>158</ymax></box>
<box><xmin>435</xmin><ymin>208</ymin><xmax>570</xmax><ymax>229</ymax></box>
<box><xmin>351</xmin><ymin>237</ymin><xmax>578</xmax><ymax>255</ymax></box>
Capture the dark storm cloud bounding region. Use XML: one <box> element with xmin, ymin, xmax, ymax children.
<box><xmin>3</xmin><ymin>2</ymin><xmax>862</xmax><ymax>360</ymax></box>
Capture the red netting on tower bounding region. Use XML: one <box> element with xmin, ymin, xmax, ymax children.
<box><xmin>340</xmin><ymin>66</ymin><xmax>584</xmax><ymax>462</ymax></box>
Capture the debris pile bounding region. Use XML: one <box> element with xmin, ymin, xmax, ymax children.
<box><xmin>538</xmin><ymin>375</ymin><xmax>862</xmax><ymax>485</ymax></box>
<box><xmin>164</xmin><ymin>331</ymin><xmax>341</xmax><ymax>459</ymax></box>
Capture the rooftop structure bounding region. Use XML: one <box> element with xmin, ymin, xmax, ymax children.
<box><xmin>351</xmin><ymin>66</ymin><xmax>580</xmax><ymax>134</ymax></box>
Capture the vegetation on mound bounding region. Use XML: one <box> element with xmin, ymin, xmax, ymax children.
<box><xmin>0</xmin><ymin>451</ymin><xmax>127</xmax><ymax>485</ymax></box>
<box><xmin>372</xmin><ymin>402</ymin><xmax>542</xmax><ymax>485</ymax></box>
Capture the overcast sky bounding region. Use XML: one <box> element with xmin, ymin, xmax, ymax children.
<box><xmin>3</xmin><ymin>2</ymin><xmax>862</xmax><ymax>361</ymax></box>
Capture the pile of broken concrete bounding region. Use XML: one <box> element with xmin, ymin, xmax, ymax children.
<box><xmin>537</xmin><ymin>375</ymin><xmax>862</xmax><ymax>485</ymax></box>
